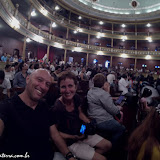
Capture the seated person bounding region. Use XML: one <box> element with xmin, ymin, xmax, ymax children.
<box><xmin>128</xmin><ymin>106</ymin><xmax>160</xmax><ymax>160</ymax></box>
<box><xmin>140</xmin><ymin>88</ymin><xmax>152</xmax><ymax>111</ymax></box>
<box><xmin>13</xmin><ymin>62</ymin><xmax>28</xmax><ymax>88</ymax></box>
<box><xmin>141</xmin><ymin>85</ymin><xmax>159</xmax><ymax>106</ymax></box>
<box><xmin>0</xmin><ymin>70</ymin><xmax>11</xmax><ymax>99</ymax></box>
<box><xmin>118</xmin><ymin>74</ymin><xmax>131</xmax><ymax>96</ymax></box>
<box><xmin>118</xmin><ymin>74</ymin><xmax>135</xmax><ymax>106</ymax></box>
<box><xmin>52</xmin><ymin>72</ymin><xmax>112</xmax><ymax>160</ymax></box>
<box><xmin>4</xmin><ymin>64</ymin><xmax>14</xmax><ymax>83</ymax></box>
<box><xmin>79</xmin><ymin>67</ymin><xmax>88</xmax><ymax>81</ymax></box>
<box><xmin>0</xmin><ymin>69</ymin><xmax>76</xmax><ymax>160</ymax></box>
<box><xmin>87</xmin><ymin>73</ymin><xmax>125</xmax><ymax>148</ymax></box>
<box><xmin>51</xmin><ymin>66</ymin><xmax>61</xmax><ymax>84</ymax></box>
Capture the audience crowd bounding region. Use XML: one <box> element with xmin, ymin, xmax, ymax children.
<box><xmin>0</xmin><ymin>53</ymin><xmax>160</xmax><ymax>160</ymax></box>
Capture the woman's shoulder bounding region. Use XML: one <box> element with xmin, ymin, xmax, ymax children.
<box><xmin>52</xmin><ymin>99</ymin><xmax>65</xmax><ymax>112</ymax></box>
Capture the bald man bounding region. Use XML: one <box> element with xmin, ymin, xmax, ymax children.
<box><xmin>0</xmin><ymin>69</ymin><xmax>75</xmax><ymax>160</ymax></box>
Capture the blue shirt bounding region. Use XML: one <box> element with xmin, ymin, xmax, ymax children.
<box><xmin>1</xmin><ymin>56</ymin><xmax>7</xmax><ymax>62</ymax></box>
<box><xmin>13</xmin><ymin>71</ymin><xmax>27</xmax><ymax>88</ymax></box>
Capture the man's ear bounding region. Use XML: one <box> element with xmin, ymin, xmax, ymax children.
<box><xmin>26</xmin><ymin>75</ymin><xmax>30</xmax><ymax>85</ymax></box>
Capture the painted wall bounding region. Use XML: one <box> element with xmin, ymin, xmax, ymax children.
<box><xmin>0</xmin><ymin>36</ymin><xmax>23</xmax><ymax>56</ymax></box>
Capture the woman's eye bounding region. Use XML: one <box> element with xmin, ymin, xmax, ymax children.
<box><xmin>61</xmin><ymin>86</ymin><xmax>66</xmax><ymax>89</ymax></box>
<box><xmin>68</xmin><ymin>85</ymin><xmax>73</xmax><ymax>88</ymax></box>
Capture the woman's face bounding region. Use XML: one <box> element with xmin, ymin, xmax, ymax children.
<box><xmin>60</xmin><ymin>78</ymin><xmax>77</xmax><ymax>101</ymax></box>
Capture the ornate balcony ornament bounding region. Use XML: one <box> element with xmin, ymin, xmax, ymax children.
<box><xmin>90</xmin><ymin>0</ymin><xmax>99</xmax><ymax>2</ymax></box>
<box><xmin>129</xmin><ymin>0</ymin><xmax>140</xmax><ymax>9</ymax></box>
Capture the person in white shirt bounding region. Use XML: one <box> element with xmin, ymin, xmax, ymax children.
<box><xmin>107</xmin><ymin>71</ymin><xmax>116</xmax><ymax>85</ymax></box>
<box><xmin>118</xmin><ymin>74</ymin><xmax>129</xmax><ymax>96</ymax></box>
<box><xmin>0</xmin><ymin>70</ymin><xmax>11</xmax><ymax>98</ymax></box>
<box><xmin>4</xmin><ymin>64</ymin><xmax>14</xmax><ymax>82</ymax></box>
<box><xmin>71</xmin><ymin>65</ymin><xmax>78</xmax><ymax>76</ymax></box>
<box><xmin>50</xmin><ymin>62</ymin><xmax>55</xmax><ymax>72</ymax></box>
<box><xmin>27</xmin><ymin>64</ymin><xmax>35</xmax><ymax>74</ymax></box>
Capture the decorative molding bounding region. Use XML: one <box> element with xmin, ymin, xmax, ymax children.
<box><xmin>59</xmin><ymin>0</ymin><xmax>160</xmax><ymax>21</ymax></box>
<box><xmin>30</xmin><ymin>0</ymin><xmax>160</xmax><ymax>40</ymax></box>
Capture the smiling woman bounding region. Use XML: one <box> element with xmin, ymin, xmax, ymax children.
<box><xmin>51</xmin><ymin>71</ymin><xmax>112</xmax><ymax>160</ymax></box>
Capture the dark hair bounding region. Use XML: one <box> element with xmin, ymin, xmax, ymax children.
<box><xmin>122</xmin><ymin>74</ymin><xmax>127</xmax><ymax>79</ymax></box>
<box><xmin>128</xmin><ymin>107</ymin><xmax>160</xmax><ymax>160</ymax></box>
<box><xmin>5</xmin><ymin>64</ymin><xmax>11</xmax><ymax>70</ymax></box>
<box><xmin>34</xmin><ymin>63</ymin><xmax>39</xmax><ymax>70</ymax></box>
<box><xmin>55</xmin><ymin>66</ymin><xmax>61</xmax><ymax>71</ymax></box>
<box><xmin>65</xmin><ymin>65</ymin><xmax>71</xmax><ymax>69</ymax></box>
<box><xmin>141</xmin><ymin>88</ymin><xmax>152</xmax><ymax>98</ymax></box>
<box><xmin>0</xmin><ymin>70</ymin><xmax>5</xmax><ymax>80</ymax></box>
<box><xmin>14</xmin><ymin>62</ymin><xmax>18</xmax><ymax>67</ymax></box>
<box><xmin>93</xmin><ymin>73</ymin><xmax>106</xmax><ymax>88</ymax></box>
<box><xmin>58</xmin><ymin>71</ymin><xmax>77</xmax><ymax>87</ymax></box>
<box><xmin>18</xmin><ymin>62</ymin><xmax>24</xmax><ymax>71</ymax></box>
<box><xmin>29</xmin><ymin>64</ymin><xmax>34</xmax><ymax>69</ymax></box>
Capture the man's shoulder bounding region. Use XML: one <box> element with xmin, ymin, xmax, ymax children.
<box><xmin>0</xmin><ymin>96</ymin><xmax>16</xmax><ymax>108</ymax></box>
<box><xmin>88</xmin><ymin>87</ymin><xmax>106</xmax><ymax>96</ymax></box>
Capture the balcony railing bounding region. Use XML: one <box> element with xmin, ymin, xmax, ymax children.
<box><xmin>30</xmin><ymin>0</ymin><xmax>160</xmax><ymax>40</ymax></box>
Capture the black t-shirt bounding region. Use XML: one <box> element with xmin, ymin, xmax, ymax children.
<box><xmin>51</xmin><ymin>94</ymin><xmax>82</xmax><ymax>146</ymax></box>
<box><xmin>0</xmin><ymin>95</ymin><xmax>55</xmax><ymax>160</ymax></box>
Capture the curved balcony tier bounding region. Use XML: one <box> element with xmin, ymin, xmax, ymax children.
<box><xmin>29</xmin><ymin>0</ymin><xmax>160</xmax><ymax>40</ymax></box>
<box><xmin>0</xmin><ymin>0</ymin><xmax>160</xmax><ymax>60</ymax></box>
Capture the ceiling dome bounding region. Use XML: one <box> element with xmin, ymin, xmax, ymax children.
<box><xmin>59</xmin><ymin>0</ymin><xmax>160</xmax><ymax>21</ymax></box>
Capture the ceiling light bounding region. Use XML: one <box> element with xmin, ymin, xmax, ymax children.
<box><xmin>40</xmin><ymin>9</ymin><xmax>48</xmax><ymax>16</ymax></box>
<box><xmin>99</xmin><ymin>21</ymin><xmax>104</xmax><ymax>25</ymax></box>
<box><xmin>78</xmin><ymin>16</ymin><xmax>82</xmax><ymax>20</ymax></box>
<box><xmin>10</xmin><ymin>18</ymin><xmax>20</xmax><ymax>29</ymax></box>
<box><xmin>55</xmin><ymin>6</ymin><xmax>60</xmax><ymax>10</ymax></box>
<box><xmin>26</xmin><ymin>38</ymin><xmax>31</xmax><ymax>42</ymax></box>
<box><xmin>31</xmin><ymin>10</ymin><xmax>36</xmax><ymax>17</ymax></box>
<box><xmin>147</xmin><ymin>10</ymin><xmax>152</xmax><ymax>13</ymax></box>
<box><xmin>145</xmin><ymin>55</ymin><xmax>151</xmax><ymax>59</ymax></box>
<box><xmin>74</xmin><ymin>47</ymin><xmax>82</xmax><ymax>52</ymax></box>
<box><xmin>121</xmin><ymin>24</ymin><xmax>126</xmax><ymax>28</ymax></box>
<box><xmin>52</xmin><ymin>22</ymin><xmax>57</xmax><ymax>28</ymax></box>
<box><xmin>73</xmin><ymin>30</ymin><xmax>78</xmax><ymax>34</ymax></box>
<box><xmin>96</xmin><ymin>32</ymin><xmax>104</xmax><ymax>39</ymax></box>
<box><xmin>122</xmin><ymin>35</ymin><xmax>127</xmax><ymax>41</ymax></box>
<box><xmin>77</xmin><ymin>28</ymin><xmax>83</xmax><ymax>32</ymax></box>
<box><xmin>146</xmin><ymin>23</ymin><xmax>151</xmax><ymax>27</ymax></box>
<box><xmin>121</xmin><ymin>54</ymin><xmax>128</xmax><ymax>58</ymax></box>
<box><xmin>97</xmin><ymin>51</ymin><xmax>103</xmax><ymax>55</ymax></box>
<box><xmin>96</xmin><ymin>36</ymin><xmax>100</xmax><ymax>39</ymax></box>
<box><xmin>146</xmin><ymin>37</ymin><xmax>152</xmax><ymax>42</ymax></box>
<box><xmin>55</xmin><ymin>42</ymin><xmax>62</xmax><ymax>48</ymax></box>
<box><xmin>35</xmin><ymin>35</ymin><xmax>43</xmax><ymax>43</ymax></box>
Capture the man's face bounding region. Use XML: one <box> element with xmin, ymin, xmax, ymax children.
<box><xmin>73</xmin><ymin>67</ymin><xmax>76</xmax><ymax>71</ymax></box>
<box><xmin>26</xmin><ymin>69</ymin><xmax>52</xmax><ymax>102</ymax></box>
<box><xmin>56</xmin><ymin>68</ymin><xmax>61</xmax><ymax>74</ymax></box>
